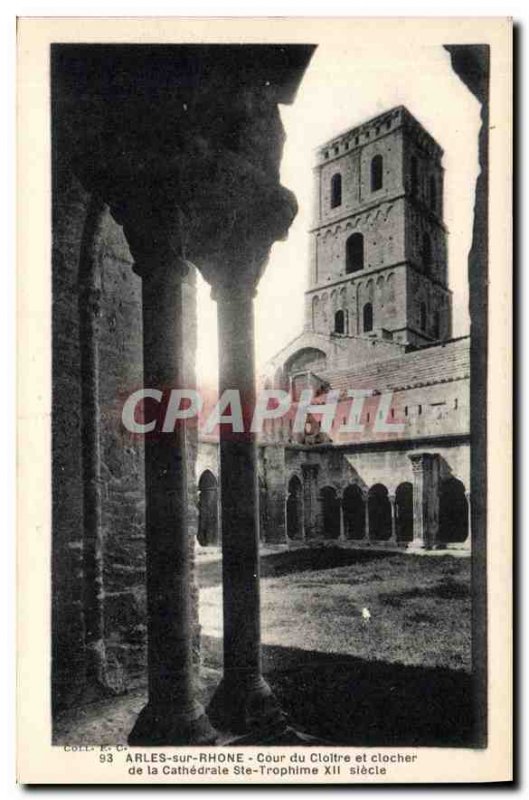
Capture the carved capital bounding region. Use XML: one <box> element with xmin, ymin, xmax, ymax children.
<box><xmin>409</xmin><ymin>452</ymin><xmax>435</xmax><ymax>474</ymax></box>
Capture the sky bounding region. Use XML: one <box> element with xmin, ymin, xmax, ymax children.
<box><xmin>196</xmin><ymin>42</ymin><xmax>481</xmax><ymax>384</ymax></box>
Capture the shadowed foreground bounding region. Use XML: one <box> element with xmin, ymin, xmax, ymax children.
<box><xmin>54</xmin><ymin>547</ymin><xmax>478</xmax><ymax>746</ymax></box>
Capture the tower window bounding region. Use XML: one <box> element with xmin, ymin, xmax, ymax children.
<box><xmin>420</xmin><ymin>302</ymin><xmax>427</xmax><ymax>331</ymax></box>
<box><xmin>330</xmin><ymin>173</ymin><xmax>342</xmax><ymax>209</ymax></box>
<box><xmin>429</xmin><ymin>176</ymin><xmax>437</xmax><ymax>211</ymax></box>
<box><xmin>334</xmin><ymin>309</ymin><xmax>345</xmax><ymax>334</ymax></box>
<box><xmin>411</xmin><ymin>155</ymin><xmax>418</xmax><ymax>197</ymax></box>
<box><xmin>371</xmin><ymin>155</ymin><xmax>383</xmax><ymax>191</ymax></box>
<box><xmin>422</xmin><ymin>232</ymin><xmax>432</xmax><ymax>271</ymax></box>
<box><xmin>346</xmin><ymin>232</ymin><xmax>364</xmax><ymax>273</ymax></box>
<box><xmin>363</xmin><ymin>302</ymin><xmax>373</xmax><ymax>333</ymax></box>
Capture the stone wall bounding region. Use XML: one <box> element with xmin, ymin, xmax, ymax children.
<box><xmin>52</xmin><ymin>163</ymin><xmax>199</xmax><ymax>710</ymax></box>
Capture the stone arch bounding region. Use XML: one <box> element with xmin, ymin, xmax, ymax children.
<box><xmin>439</xmin><ymin>477</ymin><xmax>469</xmax><ymax>544</ymax></box>
<box><xmin>368</xmin><ymin>484</ymin><xmax>392</xmax><ymax>541</ymax></box>
<box><xmin>342</xmin><ymin>485</ymin><xmax>365</xmax><ymax>540</ymax></box>
<box><xmin>286</xmin><ymin>475</ymin><xmax>304</xmax><ymax>540</ymax></box>
<box><xmin>320</xmin><ymin>486</ymin><xmax>340</xmax><ymax>540</ymax></box>
<box><xmin>395</xmin><ymin>482</ymin><xmax>413</xmax><ymax>543</ymax></box>
<box><xmin>197</xmin><ymin>470</ymin><xmax>219</xmax><ymax>546</ymax></box>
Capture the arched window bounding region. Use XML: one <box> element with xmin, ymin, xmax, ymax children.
<box><xmin>420</xmin><ymin>302</ymin><xmax>427</xmax><ymax>331</ymax></box>
<box><xmin>411</xmin><ymin>155</ymin><xmax>418</xmax><ymax>196</ymax></box>
<box><xmin>346</xmin><ymin>232</ymin><xmax>364</xmax><ymax>273</ymax></box>
<box><xmin>370</xmin><ymin>154</ymin><xmax>383</xmax><ymax>191</ymax></box>
<box><xmin>439</xmin><ymin>478</ymin><xmax>469</xmax><ymax>544</ymax></box>
<box><xmin>429</xmin><ymin>176</ymin><xmax>437</xmax><ymax>211</ymax></box>
<box><xmin>334</xmin><ymin>309</ymin><xmax>345</xmax><ymax>334</ymax></box>
<box><xmin>422</xmin><ymin>232</ymin><xmax>432</xmax><ymax>270</ymax></box>
<box><xmin>330</xmin><ymin>173</ymin><xmax>342</xmax><ymax>208</ymax></box>
<box><xmin>363</xmin><ymin>302</ymin><xmax>373</xmax><ymax>333</ymax></box>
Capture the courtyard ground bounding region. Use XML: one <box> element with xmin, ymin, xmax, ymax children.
<box><xmin>54</xmin><ymin>546</ymin><xmax>476</xmax><ymax>747</ymax></box>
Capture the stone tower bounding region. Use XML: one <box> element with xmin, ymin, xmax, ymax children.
<box><xmin>305</xmin><ymin>106</ymin><xmax>452</xmax><ymax>347</ymax></box>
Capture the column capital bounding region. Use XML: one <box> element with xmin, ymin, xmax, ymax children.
<box><xmin>109</xmin><ymin>196</ymin><xmax>190</xmax><ymax>282</ymax></box>
<box><xmin>409</xmin><ymin>452</ymin><xmax>437</xmax><ymax>473</ymax></box>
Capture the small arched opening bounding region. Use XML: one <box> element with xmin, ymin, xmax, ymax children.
<box><xmin>346</xmin><ymin>232</ymin><xmax>364</xmax><ymax>273</ymax></box>
<box><xmin>429</xmin><ymin>176</ymin><xmax>437</xmax><ymax>211</ymax></box>
<box><xmin>320</xmin><ymin>486</ymin><xmax>340</xmax><ymax>540</ymax></box>
<box><xmin>395</xmin><ymin>482</ymin><xmax>414</xmax><ymax>543</ymax></box>
<box><xmin>439</xmin><ymin>477</ymin><xmax>469</xmax><ymax>544</ymax></box>
<box><xmin>368</xmin><ymin>484</ymin><xmax>392</xmax><ymax>541</ymax></box>
<box><xmin>334</xmin><ymin>309</ymin><xmax>345</xmax><ymax>334</ymax></box>
<box><xmin>342</xmin><ymin>484</ymin><xmax>365</xmax><ymax>540</ymax></box>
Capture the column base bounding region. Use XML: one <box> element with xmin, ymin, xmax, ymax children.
<box><xmin>207</xmin><ymin>674</ymin><xmax>285</xmax><ymax>736</ymax></box>
<box><xmin>128</xmin><ymin>700</ymin><xmax>218</xmax><ymax>746</ymax></box>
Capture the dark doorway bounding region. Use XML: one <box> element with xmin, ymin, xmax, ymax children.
<box><xmin>197</xmin><ymin>470</ymin><xmax>218</xmax><ymax>546</ymax></box>
<box><xmin>334</xmin><ymin>309</ymin><xmax>345</xmax><ymax>334</ymax></box>
<box><xmin>395</xmin><ymin>482</ymin><xmax>414</xmax><ymax>543</ymax></box>
<box><xmin>368</xmin><ymin>484</ymin><xmax>392</xmax><ymax>541</ymax></box>
<box><xmin>321</xmin><ymin>486</ymin><xmax>340</xmax><ymax>539</ymax></box>
<box><xmin>342</xmin><ymin>484</ymin><xmax>365</xmax><ymax>540</ymax></box>
<box><xmin>286</xmin><ymin>475</ymin><xmax>304</xmax><ymax>540</ymax></box>
<box><xmin>439</xmin><ymin>477</ymin><xmax>469</xmax><ymax>544</ymax></box>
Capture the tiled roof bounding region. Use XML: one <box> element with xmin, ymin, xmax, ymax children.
<box><xmin>321</xmin><ymin>337</ymin><xmax>470</xmax><ymax>395</ymax></box>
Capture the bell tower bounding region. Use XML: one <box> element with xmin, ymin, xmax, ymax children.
<box><xmin>305</xmin><ymin>106</ymin><xmax>452</xmax><ymax>346</ymax></box>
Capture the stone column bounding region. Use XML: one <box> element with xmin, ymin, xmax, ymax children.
<box><xmin>302</xmin><ymin>464</ymin><xmax>319</xmax><ymax>540</ymax></box>
<box><xmin>122</xmin><ymin>209</ymin><xmax>216</xmax><ymax>746</ymax></box>
<box><xmin>388</xmin><ymin>493</ymin><xmax>397</xmax><ymax>544</ymax></box>
<box><xmin>364</xmin><ymin>492</ymin><xmax>370</xmax><ymax>541</ymax></box>
<box><xmin>206</xmin><ymin>283</ymin><xmax>283</xmax><ymax>735</ymax></box>
<box><xmin>408</xmin><ymin>452</ymin><xmax>440</xmax><ymax>550</ymax></box>
<box><xmin>338</xmin><ymin>493</ymin><xmax>346</xmax><ymax>541</ymax></box>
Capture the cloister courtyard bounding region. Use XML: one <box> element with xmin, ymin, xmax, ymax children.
<box><xmin>54</xmin><ymin>546</ymin><xmax>474</xmax><ymax>748</ymax></box>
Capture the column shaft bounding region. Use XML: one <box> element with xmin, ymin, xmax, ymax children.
<box><xmin>129</xmin><ymin>264</ymin><xmax>216</xmax><ymax>745</ymax></box>
<box><xmin>389</xmin><ymin>495</ymin><xmax>397</xmax><ymax>543</ymax></box>
<box><xmin>208</xmin><ymin>290</ymin><xmax>282</xmax><ymax>734</ymax></box>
